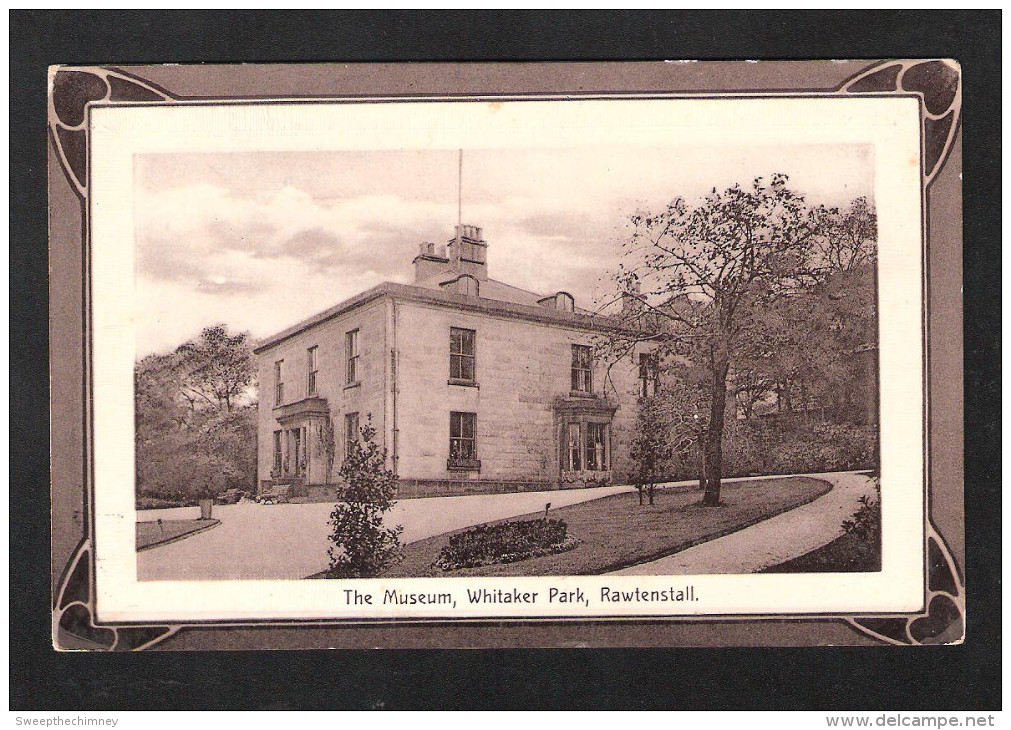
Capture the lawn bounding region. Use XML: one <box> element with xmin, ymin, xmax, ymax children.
<box><xmin>760</xmin><ymin>529</ymin><xmax>881</xmax><ymax>573</ymax></box>
<box><xmin>382</xmin><ymin>477</ymin><xmax>830</xmax><ymax>577</ymax></box>
<box><xmin>136</xmin><ymin>519</ymin><xmax>219</xmax><ymax>551</ymax></box>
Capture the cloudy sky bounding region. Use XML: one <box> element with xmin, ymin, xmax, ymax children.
<box><xmin>134</xmin><ymin>144</ymin><xmax>873</xmax><ymax>356</ymax></box>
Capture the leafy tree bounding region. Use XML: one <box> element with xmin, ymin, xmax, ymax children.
<box><xmin>174</xmin><ymin>324</ymin><xmax>256</xmax><ymax>413</ymax></box>
<box><xmin>326</xmin><ymin>415</ymin><xmax>403</xmax><ymax>578</ymax></box>
<box><xmin>604</xmin><ymin>174</ymin><xmax>829</xmax><ymax>505</ymax></box>
<box><xmin>135</xmin><ymin>324</ymin><xmax>257</xmax><ymax>505</ymax></box>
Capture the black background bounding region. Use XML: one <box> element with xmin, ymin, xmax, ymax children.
<box><xmin>11</xmin><ymin>10</ymin><xmax>1000</xmax><ymax>710</ymax></box>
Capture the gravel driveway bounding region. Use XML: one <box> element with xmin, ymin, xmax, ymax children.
<box><xmin>137</xmin><ymin>484</ymin><xmax>630</xmax><ymax>580</ymax></box>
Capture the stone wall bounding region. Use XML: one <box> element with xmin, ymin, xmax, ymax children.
<box><xmin>392</xmin><ymin>300</ymin><xmax>641</xmax><ymax>487</ymax></box>
<box><xmin>256</xmin><ymin>297</ymin><xmax>388</xmax><ymax>490</ymax></box>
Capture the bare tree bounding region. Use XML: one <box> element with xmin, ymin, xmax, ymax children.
<box><xmin>602</xmin><ymin>174</ymin><xmax>828</xmax><ymax>506</ymax></box>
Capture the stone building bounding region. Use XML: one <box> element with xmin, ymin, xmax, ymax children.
<box><xmin>254</xmin><ymin>224</ymin><xmax>651</xmax><ymax>498</ymax></box>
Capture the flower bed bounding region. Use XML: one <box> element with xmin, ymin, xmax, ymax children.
<box><xmin>435</xmin><ymin>518</ymin><xmax>576</xmax><ymax>571</ymax></box>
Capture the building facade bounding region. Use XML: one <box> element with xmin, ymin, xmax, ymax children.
<box><xmin>254</xmin><ymin>225</ymin><xmax>650</xmax><ymax>498</ymax></box>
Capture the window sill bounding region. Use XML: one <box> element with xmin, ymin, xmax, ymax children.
<box><xmin>343</xmin><ymin>381</ymin><xmax>361</xmax><ymax>391</ymax></box>
<box><xmin>448</xmin><ymin>378</ymin><xmax>479</xmax><ymax>388</ymax></box>
<box><xmin>569</xmin><ymin>390</ymin><xmax>598</xmax><ymax>399</ymax></box>
<box><xmin>561</xmin><ymin>469</ymin><xmax>612</xmax><ymax>484</ymax></box>
<box><xmin>447</xmin><ymin>458</ymin><xmax>482</xmax><ymax>472</ymax></box>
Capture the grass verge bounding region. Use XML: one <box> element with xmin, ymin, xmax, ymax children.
<box><xmin>382</xmin><ymin>476</ymin><xmax>830</xmax><ymax>577</ymax></box>
<box><xmin>136</xmin><ymin>519</ymin><xmax>220</xmax><ymax>551</ymax></box>
<box><xmin>760</xmin><ymin>529</ymin><xmax>881</xmax><ymax>573</ymax></box>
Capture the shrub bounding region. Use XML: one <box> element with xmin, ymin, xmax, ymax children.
<box><xmin>436</xmin><ymin>518</ymin><xmax>572</xmax><ymax>571</ymax></box>
<box><xmin>136</xmin><ymin>494</ymin><xmax>194</xmax><ymax>510</ymax></box>
<box><xmin>325</xmin><ymin>416</ymin><xmax>403</xmax><ymax>578</ymax></box>
<box><xmin>727</xmin><ymin>421</ymin><xmax>877</xmax><ymax>476</ymax></box>
<box><xmin>842</xmin><ymin>477</ymin><xmax>881</xmax><ymax>542</ymax></box>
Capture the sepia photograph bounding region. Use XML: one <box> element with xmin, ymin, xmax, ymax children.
<box><xmin>132</xmin><ymin>145</ymin><xmax>881</xmax><ymax>585</ymax></box>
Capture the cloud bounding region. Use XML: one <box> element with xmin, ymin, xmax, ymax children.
<box><xmin>132</xmin><ymin>145</ymin><xmax>874</xmax><ymax>356</ymax></box>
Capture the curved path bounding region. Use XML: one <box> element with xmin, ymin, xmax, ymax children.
<box><xmin>608</xmin><ymin>471</ymin><xmax>875</xmax><ymax>575</ymax></box>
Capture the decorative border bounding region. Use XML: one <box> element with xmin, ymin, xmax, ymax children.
<box><xmin>49</xmin><ymin>60</ymin><xmax>963</xmax><ymax>650</ymax></box>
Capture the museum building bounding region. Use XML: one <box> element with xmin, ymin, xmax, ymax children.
<box><xmin>253</xmin><ymin>224</ymin><xmax>653</xmax><ymax>497</ymax></box>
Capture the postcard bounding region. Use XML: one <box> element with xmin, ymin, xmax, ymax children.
<box><xmin>49</xmin><ymin>60</ymin><xmax>964</xmax><ymax>649</ymax></box>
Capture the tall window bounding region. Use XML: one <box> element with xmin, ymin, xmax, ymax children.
<box><xmin>449</xmin><ymin>412</ymin><xmax>477</xmax><ymax>461</ymax></box>
<box><xmin>272</xmin><ymin>430</ymin><xmax>282</xmax><ymax>473</ymax></box>
<box><xmin>638</xmin><ymin>352</ymin><xmax>659</xmax><ymax>398</ymax></box>
<box><xmin>274</xmin><ymin>360</ymin><xmax>284</xmax><ymax>406</ymax></box>
<box><xmin>344</xmin><ymin>412</ymin><xmax>360</xmax><ymax>456</ymax></box>
<box><xmin>307</xmin><ymin>346</ymin><xmax>318</xmax><ymax>396</ymax></box>
<box><xmin>585</xmin><ymin>423</ymin><xmax>607</xmax><ymax>471</ymax></box>
<box><xmin>292</xmin><ymin>428</ymin><xmax>303</xmax><ymax>476</ymax></box>
<box><xmin>571</xmin><ymin>345</ymin><xmax>593</xmax><ymax>393</ymax></box>
<box><xmin>566</xmin><ymin>423</ymin><xmax>582</xmax><ymax>471</ymax></box>
<box><xmin>449</xmin><ymin>327</ymin><xmax>476</xmax><ymax>382</ymax></box>
<box><xmin>345</xmin><ymin>329</ymin><xmax>359</xmax><ymax>385</ymax></box>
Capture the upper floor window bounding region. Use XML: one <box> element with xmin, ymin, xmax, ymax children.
<box><xmin>571</xmin><ymin>345</ymin><xmax>593</xmax><ymax>394</ymax></box>
<box><xmin>307</xmin><ymin>345</ymin><xmax>318</xmax><ymax>396</ymax></box>
<box><xmin>449</xmin><ymin>327</ymin><xmax>476</xmax><ymax>383</ymax></box>
<box><xmin>274</xmin><ymin>360</ymin><xmax>284</xmax><ymax>406</ymax></box>
<box><xmin>638</xmin><ymin>352</ymin><xmax>660</xmax><ymax>398</ymax></box>
<box><xmin>345</xmin><ymin>329</ymin><xmax>359</xmax><ymax>385</ymax></box>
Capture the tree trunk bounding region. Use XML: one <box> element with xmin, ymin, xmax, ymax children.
<box><xmin>648</xmin><ymin>483</ymin><xmax>655</xmax><ymax>505</ymax></box>
<box><xmin>697</xmin><ymin>443</ymin><xmax>707</xmax><ymax>491</ymax></box>
<box><xmin>702</xmin><ymin>357</ymin><xmax>730</xmax><ymax>506</ymax></box>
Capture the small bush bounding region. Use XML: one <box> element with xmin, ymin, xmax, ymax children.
<box><xmin>436</xmin><ymin>518</ymin><xmax>573</xmax><ymax>571</ymax></box>
<box><xmin>842</xmin><ymin>477</ymin><xmax>881</xmax><ymax>542</ymax></box>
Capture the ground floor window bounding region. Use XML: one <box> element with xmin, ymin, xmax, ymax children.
<box><xmin>292</xmin><ymin>428</ymin><xmax>303</xmax><ymax>477</ymax></box>
<box><xmin>562</xmin><ymin>419</ymin><xmax>610</xmax><ymax>472</ymax></box>
<box><xmin>566</xmin><ymin>423</ymin><xmax>582</xmax><ymax>471</ymax></box>
<box><xmin>450</xmin><ymin>411</ymin><xmax>477</xmax><ymax>461</ymax></box>
<box><xmin>585</xmin><ymin>422</ymin><xmax>607</xmax><ymax>471</ymax></box>
<box><xmin>272</xmin><ymin>430</ymin><xmax>282</xmax><ymax>473</ymax></box>
<box><xmin>344</xmin><ymin>412</ymin><xmax>360</xmax><ymax>456</ymax></box>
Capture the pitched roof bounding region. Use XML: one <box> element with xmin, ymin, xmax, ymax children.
<box><xmin>414</xmin><ymin>267</ymin><xmax>595</xmax><ymax>314</ymax></box>
<box><xmin>253</xmin><ymin>279</ymin><xmax>617</xmax><ymax>355</ymax></box>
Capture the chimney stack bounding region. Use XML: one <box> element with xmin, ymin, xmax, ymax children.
<box><xmin>412</xmin><ymin>240</ymin><xmax>450</xmax><ymax>282</ymax></box>
<box><xmin>447</xmin><ymin>224</ymin><xmax>489</xmax><ymax>281</ymax></box>
<box><xmin>622</xmin><ymin>279</ymin><xmax>644</xmax><ymax>316</ymax></box>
